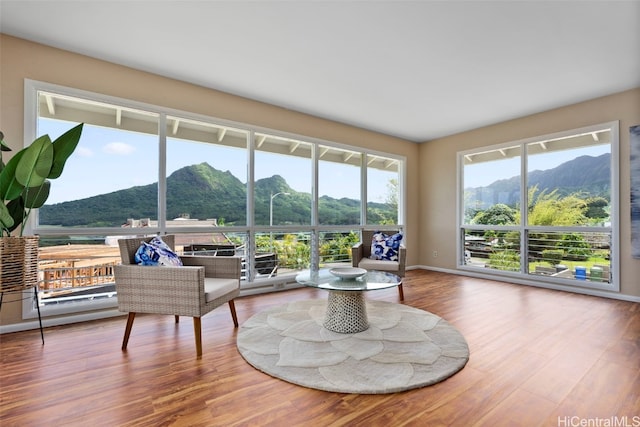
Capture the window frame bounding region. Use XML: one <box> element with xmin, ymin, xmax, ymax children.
<box><xmin>21</xmin><ymin>79</ymin><xmax>406</xmax><ymax>319</ymax></box>
<box><xmin>456</xmin><ymin>121</ymin><xmax>620</xmax><ymax>292</ymax></box>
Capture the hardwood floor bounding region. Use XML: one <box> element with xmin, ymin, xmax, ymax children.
<box><xmin>1</xmin><ymin>270</ymin><xmax>638</xmax><ymax>427</ymax></box>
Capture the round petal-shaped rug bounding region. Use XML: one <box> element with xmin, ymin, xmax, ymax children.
<box><xmin>236</xmin><ymin>299</ymin><xmax>469</xmax><ymax>394</ymax></box>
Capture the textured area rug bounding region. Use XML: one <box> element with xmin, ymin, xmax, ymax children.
<box><xmin>236</xmin><ymin>299</ymin><xmax>469</xmax><ymax>394</ymax></box>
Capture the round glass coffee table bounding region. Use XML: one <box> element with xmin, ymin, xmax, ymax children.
<box><xmin>295</xmin><ymin>268</ymin><xmax>402</xmax><ymax>333</ymax></box>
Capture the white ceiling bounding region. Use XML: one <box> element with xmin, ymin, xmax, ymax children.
<box><xmin>1</xmin><ymin>1</ymin><xmax>639</xmax><ymax>142</ymax></box>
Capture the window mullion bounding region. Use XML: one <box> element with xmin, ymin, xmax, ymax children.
<box><xmin>361</xmin><ymin>154</ymin><xmax>367</xmax><ymax>225</ymax></box>
<box><xmin>521</xmin><ymin>141</ymin><xmax>528</xmax><ymax>274</ymax></box>
<box><xmin>158</xmin><ymin>114</ymin><xmax>167</xmax><ymax>232</ymax></box>
<box><xmin>246</xmin><ymin>130</ymin><xmax>256</xmax><ymax>282</ymax></box>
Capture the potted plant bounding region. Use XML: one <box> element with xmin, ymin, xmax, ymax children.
<box><xmin>0</xmin><ymin>124</ymin><xmax>83</xmax><ymax>293</ymax></box>
<box><xmin>0</xmin><ymin>124</ymin><xmax>83</xmax><ymax>236</ymax></box>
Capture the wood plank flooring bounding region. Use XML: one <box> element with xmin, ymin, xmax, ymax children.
<box><xmin>1</xmin><ymin>270</ymin><xmax>638</xmax><ymax>427</ymax></box>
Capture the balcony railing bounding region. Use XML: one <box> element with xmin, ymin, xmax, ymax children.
<box><xmin>463</xmin><ymin>228</ymin><xmax>611</xmax><ymax>283</ymax></box>
<box><xmin>35</xmin><ymin>229</ymin><xmax>361</xmax><ymax>305</ymax></box>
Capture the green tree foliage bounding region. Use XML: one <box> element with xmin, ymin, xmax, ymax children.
<box><xmin>255</xmin><ymin>233</ymin><xmax>310</xmax><ymax>269</ymax></box>
<box><xmin>528</xmin><ymin>187</ymin><xmax>588</xmax><ymax>226</ymax></box>
<box><xmin>541</xmin><ymin>249</ymin><xmax>563</xmax><ymax>266</ymax></box>
<box><xmin>504</xmin><ymin>230</ymin><xmax>520</xmax><ymax>246</ymax></box>
<box><xmin>487</xmin><ymin>249</ymin><xmax>520</xmax><ymax>271</ymax></box>
<box><xmin>319</xmin><ymin>232</ymin><xmax>359</xmax><ymax>263</ymax></box>
<box><xmin>525</xmin><ymin>188</ymin><xmax>589</xmax><ymax>260</ymax></box>
<box><xmin>584</xmin><ymin>196</ymin><xmax>609</xmax><ymax>222</ymax></box>
<box><xmin>470</xmin><ymin>187</ymin><xmax>602</xmax><ymax>229</ymax></box>
<box><xmin>472</xmin><ymin>203</ymin><xmax>517</xmax><ymax>225</ymax></box>
<box><xmin>472</xmin><ymin>186</ymin><xmax>607</xmax><ymax>267</ymax></box>
<box><xmin>272</xmin><ymin>234</ymin><xmax>311</xmax><ymax>269</ymax></box>
<box><xmin>385</xmin><ymin>178</ymin><xmax>398</xmax><ymax>211</ymax></box>
<box><xmin>557</xmin><ymin>233</ymin><xmax>591</xmax><ymax>261</ymax></box>
<box><xmin>256</xmin><ymin>232</ymin><xmax>361</xmax><ymax>269</ymax></box>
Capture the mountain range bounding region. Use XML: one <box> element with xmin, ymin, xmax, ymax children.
<box><xmin>40</xmin><ymin>154</ymin><xmax>609</xmax><ymax>227</ymax></box>
<box><xmin>39</xmin><ymin>163</ymin><xmax>395</xmax><ymax>227</ymax></box>
<box><xmin>465</xmin><ymin>153</ymin><xmax>610</xmax><ymax>208</ymax></box>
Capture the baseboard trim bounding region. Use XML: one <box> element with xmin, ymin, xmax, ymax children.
<box><xmin>0</xmin><ymin>309</ymin><xmax>125</xmax><ymax>335</ymax></box>
<box><xmin>3</xmin><ymin>266</ymin><xmax>638</xmax><ymax>335</ymax></box>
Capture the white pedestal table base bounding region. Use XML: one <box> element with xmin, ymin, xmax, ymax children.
<box><xmin>323</xmin><ymin>290</ymin><xmax>369</xmax><ymax>333</ymax></box>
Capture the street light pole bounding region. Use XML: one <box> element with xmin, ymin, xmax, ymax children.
<box><xmin>270</xmin><ymin>191</ymin><xmax>289</xmax><ymax>252</ymax></box>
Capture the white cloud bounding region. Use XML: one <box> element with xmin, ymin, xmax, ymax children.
<box><xmin>103</xmin><ymin>142</ymin><xmax>135</xmax><ymax>155</ymax></box>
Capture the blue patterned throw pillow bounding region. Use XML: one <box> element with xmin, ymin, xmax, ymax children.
<box><xmin>370</xmin><ymin>231</ymin><xmax>403</xmax><ymax>261</ymax></box>
<box><xmin>135</xmin><ymin>236</ymin><xmax>183</xmax><ymax>266</ymax></box>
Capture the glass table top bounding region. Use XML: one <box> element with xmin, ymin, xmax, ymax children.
<box><xmin>295</xmin><ymin>268</ymin><xmax>401</xmax><ymax>292</ymax></box>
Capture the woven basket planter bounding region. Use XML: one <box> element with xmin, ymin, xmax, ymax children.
<box><xmin>0</xmin><ymin>236</ymin><xmax>40</xmax><ymax>293</ymax></box>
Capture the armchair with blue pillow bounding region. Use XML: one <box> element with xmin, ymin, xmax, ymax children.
<box><xmin>351</xmin><ymin>230</ymin><xmax>406</xmax><ymax>300</ymax></box>
<box><xmin>114</xmin><ymin>235</ymin><xmax>240</xmax><ymax>357</ymax></box>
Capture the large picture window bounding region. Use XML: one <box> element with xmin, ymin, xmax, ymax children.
<box><xmin>459</xmin><ymin>122</ymin><xmax>619</xmax><ymax>291</ymax></box>
<box><xmin>38</xmin><ymin>102</ymin><xmax>160</xmax><ymax>228</ymax></box>
<box><xmin>254</xmin><ymin>133</ymin><xmax>312</xmax><ymax>226</ymax></box>
<box><xmin>318</xmin><ymin>145</ymin><xmax>361</xmax><ymax>225</ymax></box>
<box><xmin>22</xmin><ymin>81</ymin><xmax>405</xmax><ymax>317</ymax></box>
<box><xmin>367</xmin><ymin>154</ymin><xmax>400</xmax><ymax>225</ymax></box>
<box><xmin>166</xmin><ymin>116</ymin><xmax>249</xmax><ymax>227</ymax></box>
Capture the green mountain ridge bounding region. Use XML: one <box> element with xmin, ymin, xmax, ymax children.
<box><xmin>465</xmin><ymin>153</ymin><xmax>610</xmax><ymax>208</ymax></box>
<box><xmin>39</xmin><ymin>162</ymin><xmax>395</xmax><ymax>227</ymax></box>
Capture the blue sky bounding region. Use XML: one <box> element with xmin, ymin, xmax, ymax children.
<box><xmin>41</xmin><ymin>118</ymin><xmax>609</xmax><ymax>204</ymax></box>
<box><xmin>465</xmin><ymin>144</ymin><xmax>610</xmax><ymax>188</ymax></box>
<box><xmin>40</xmin><ymin>119</ymin><xmax>395</xmax><ymax>204</ymax></box>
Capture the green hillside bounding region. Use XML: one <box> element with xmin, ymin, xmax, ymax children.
<box><xmin>39</xmin><ymin>163</ymin><xmax>396</xmax><ymax>227</ymax></box>
<box><xmin>465</xmin><ymin>153</ymin><xmax>610</xmax><ymax>209</ymax></box>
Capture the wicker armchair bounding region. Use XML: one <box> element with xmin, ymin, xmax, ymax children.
<box><xmin>114</xmin><ymin>235</ymin><xmax>240</xmax><ymax>357</ymax></box>
<box><xmin>352</xmin><ymin>230</ymin><xmax>406</xmax><ymax>300</ymax></box>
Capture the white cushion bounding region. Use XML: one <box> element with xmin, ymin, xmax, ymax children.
<box><xmin>358</xmin><ymin>258</ymin><xmax>400</xmax><ymax>272</ymax></box>
<box><xmin>204</xmin><ymin>278</ymin><xmax>239</xmax><ymax>302</ymax></box>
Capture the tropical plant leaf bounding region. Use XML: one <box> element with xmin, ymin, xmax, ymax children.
<box><xmin>23</xmin><ymin>180</ymin><xmax>51</xmax><ymax>209</ymax></box>
<box><xmin>15</xmin><ymin>135</ymin><xmax>53</xmax><ymax>187</ymax></box>
<box><xmin>0</xmin><ymin>150</ymin><xmax>27</xmax><ymax>201</ymax></box>
<box><xmin>0</xmin><ymin>124</ymin><xmax>83</xmax><ymax>235</ymax></box>
<box><xmin>49</xmin><ymin>123</ymin><xmax>83</xmax><ymax>179</ymax></box>
<box><xmin>6</xmin><ymin>198</ymin><xmax>24</xmax><ymax>233</ymax></box>
<box><xmin>0</xmin><ymin>131</ymin><xmax>11</xmax><ymax>152</ymax></box>
<box><xmin>0</xmin><ymin>131</ymin><xmax>11</xmax><ymax>185</ymax></box>
<box><xmin>0</xmin><ymin>202</ymin><xmax>15</xmax><ymax>232</ymax></box>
